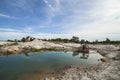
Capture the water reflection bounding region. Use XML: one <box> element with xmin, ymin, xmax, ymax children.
<box><xmin>72</xmin><ymin>51</ymin><xmax>79</xmax><ymax>56</ymax></box>
<box><xmin>24</xmin><ymin>53</ymin><xmax>29</xmax><ymax>56</ymax></box>
<box><xmin>73</xmin><ymin>51</ymin><xmax>89</xmax><ymax>59</ymax></box>
<box><xmin>80</xmin><ymin>53</ymin><xmax>89</xmax><ymax>59</ymax></box>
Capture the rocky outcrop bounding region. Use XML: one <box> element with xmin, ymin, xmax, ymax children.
<box><xmin>0</xmin><ymin>39</ymin><xmax>77</xmax><ymax>55</ymax></box>
<box><xmin>89</xmin><ymin>44</ymin><xmax>119</xmax><ymax>51</ymax></box>
<box><xmin>0</xmin><ymin>40</ymin><xmax>120</xmax><ymax>57</ymax></box>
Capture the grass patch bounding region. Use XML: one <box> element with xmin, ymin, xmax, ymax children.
<box><xmin>0</xmin><ymin>45</ymin><xmax>3</xmax><ymax>47</ymax></box>
<box><xmin>9</xmin><ymin>42</ymin><xmax>18</xmax><ymax>46</ymax></box>
<box><xmin>31</xmin><ymin>48</ymin><xmax>65</xmax><ymax>52</ymax></box>
<box><xmin>31</xmin><ymin>48</ymin><xmax>41</xmax><ymax>52</ymax></box>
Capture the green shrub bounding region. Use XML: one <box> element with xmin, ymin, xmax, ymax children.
<box><xmin>9</xmin><ymin>42</ymin><xmax>18</xmax><ymax>46</ymax></box>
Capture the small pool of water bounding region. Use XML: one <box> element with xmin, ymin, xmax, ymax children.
<box><xmin>0</xmin><ymin>51</ymin><xmax>103</xmax><ymax>80</ymax></box>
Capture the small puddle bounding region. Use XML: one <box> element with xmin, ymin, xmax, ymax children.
<box><xmin>0</xmin><ymin>50</ymin><xmax>103</xmax><ymax>80</ymax></box>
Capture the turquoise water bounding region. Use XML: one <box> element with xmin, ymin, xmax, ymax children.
<box><xmin>0</xmin><ymin>51</ymin><xmax>103</xmax><ymax>80</ymax></box>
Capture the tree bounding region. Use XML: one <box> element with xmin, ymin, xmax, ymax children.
<box><xmin>14</xmin><ymin>39</ymin><xmax>17</xmax><ymax>42</ymax></box>
<box><xmin>80</xmin><ymin>39</ymin><xmax>85</xmax><ymax>44</ymax></box>
<box><xmin>63</xmin><ymin>39</ymin><xmax>69</xmax><ymax>43</ymax></box>
<box><xmin>21</xmin><ymin>37</ymin><xmax>26</xmax><ymax>42</ymax></box>
<box><xmin>95</xmin><ymin>40</ymin><xmax>98</xmax><ymax>44</ymax></box>
<box><xmin>85</xmin><ymin>40</ymin><xmax>90</xmax><ymax>44</ymax></box>
<box><xmin>42</xmin><ymin>39</ymin><xmax>47</xmax><ymax>41</ymax></box>
<box><xmin>105</xmin><ymin>38</ymin><xmax>110</xmax><ymax>44</ymax></box>
<box><xmin>71</xmin><ymin>36</ymin><xmax>79</xmax><ymax>43</ymax></box>
<box><xmin>7</xmin><ymin>40</ymin><xmax>13</xmax><ymax>42</ymax></box>
<box><xmin>30</xmin><ymin>37</ymin><xmax>34</xmax><ymax>41</ymax></box>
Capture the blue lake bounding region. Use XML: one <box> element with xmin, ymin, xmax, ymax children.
<box><xmin>0</xmin><ymin>51</ymin><xmax>103</xmax><ymax>80</ymax></box>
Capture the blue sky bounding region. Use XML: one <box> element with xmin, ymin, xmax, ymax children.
<box><xmin>0</xmin><ymin>0</ymin><xmax>120</xmax><ymax>41</ymax></box>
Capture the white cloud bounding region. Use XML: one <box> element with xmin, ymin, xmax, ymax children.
<box><xmin>43</xmin><ymin>0</ymin><xmax>61</xmax><ymax>16</ymax></box>
<box><xmin>0</xmin><ymin>30</ymin><xmax>73</xmax><ymax>40</ymax></box>
<box><xmin>88</xmin><ymin>0</ymin><xmax>120</xmax><ymax>21</ymax></box>
<box><xmin>53</xmin><ymin>0</ymin><xmax>120</xmax><ymax>40</ymax></box>
<box><xmin>0</xmin><ymin>28</ymin><xmax>17</xmax><ymax>32</ymax></box>
<box><xmin>42</xmin><ymin>0</ymin><xmax>61</xmax><ymax>26</ymax></box>
<box><xmin>0</xmin><ymin>13</ymin><xmax>14</xmax><ymax>18</ymax></box>
<box><xmin>0</xmin><ymin>27</ymin><xmax>34</xmax><ymax>33</ymax></box>
<box><xmin>0</xmin><ymin>27</ymin><xmax>73</xmax><ymax>40</ymax></box>
<box><xmin>0</xmin><ymin>0</ymin><xmax>120</xmax><ymax>41</ymax></box>
<box><xmin>0</xmin><ymin>32</ymin><xmax>30</xmax><ymax>40</ymax></box>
